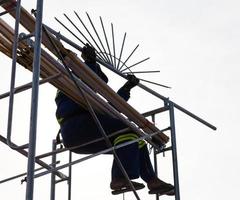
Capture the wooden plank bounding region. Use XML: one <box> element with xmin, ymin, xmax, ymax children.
<box><xmin>0</xmin><ymin>20</ymin><xmax>108</xmax><ymax>115</ymax></box>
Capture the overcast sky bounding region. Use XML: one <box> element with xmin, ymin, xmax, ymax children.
<box><xmin>0</xmin><ymin>0</ymin><xmax>240</xmax><ymax>200</ymax></box>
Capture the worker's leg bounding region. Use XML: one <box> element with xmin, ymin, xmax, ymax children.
<box><xmin>139</xmin><ymin>142</ymin><xmax>156</xmax><ymax>182</ymax></box>
<box><xmin>111</xmin><ymin>134</ymin><xmax>140</xmax><ymax>180</ymax></box>
<box><xmin>110</xmin><ymin>133</ymin><xmax>146</xmax><ymax>191</ymax></box>
<box><xmin>139</xmin><ymin>143</ymin><xmax>175</xmax><ymax>195</ymax></box>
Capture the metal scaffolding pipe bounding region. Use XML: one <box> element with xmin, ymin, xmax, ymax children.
<box><xmin>111</xmin><ymin>23</ymin><xmax>117</xmax><ymax>68</ymax></box>
<box><xmin>169</xmin><ymin>102</ymin><xmax>180</xmax><ymax>200</ymax></box>
<box><xmin>0</xmin><ymin>134</ymin><xmax>67</xmax><ymax>179</ymax></box>
<box><xmin>68</xmin><ymin>151</ymin><xmax>72</xmax><ymax>200</ymax></box>
<box><xmin>6</xmin><ymin>0</ymin><xmax>28</xmax><ymax>150</ymax></box>
<box><xmin>50</xmin><ymin>140</ymin><xmax>57</xmax><ymax>200</ymax></box>
<box><xmin>25</xmin><ymin>0</ymin><xmax>44</xmax><ymax>199</ymax></box>
<box><xmin>99</xmin><ymin>16</ymin><xmax>114</xmax><ymax>66</ymax></box>
<box><xmin>0</xmin><ymin>73</ymin><xmax>61</xmax><ymax>100</ymax></box>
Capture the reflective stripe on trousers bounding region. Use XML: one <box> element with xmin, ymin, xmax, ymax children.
<box><xmin>113</xmin><ymin>133</ymin><xmax>146</xmax><ymax>148</ymax></box>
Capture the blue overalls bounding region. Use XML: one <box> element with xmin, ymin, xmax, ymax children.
<box><xmin>55</xmin><ymin>61</ymin><xmax>157</xmax><ymax>182</ymax></box>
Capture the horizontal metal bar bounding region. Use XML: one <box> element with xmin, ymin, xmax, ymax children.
<box><xmin>142</xmin><ymin>106</ymin><xmax>169</xmax><ymax>117</ymax></box>
<box><xmin>33</xmin><ymin>130</ymin><xmax>165</xmax><ymax>179</ymax></box>
<box><xmin>55</xmin><ymin>177</ymin><xmax>69</xmax><ymax>184</ymax></box>
<box><xmin>173</xmin><ymin>102</ymin><xmax>217</xmax><ymax>130</ymax></box>
<box><xmin>0</xmin><ymin>73</ymin><xmax>61</xmax><ymax>100</ymax></box>
<box><xmin>0</xmin><ymin>161</ymin><xmax>60</xmax><ymax>184</ymax></box>
<box><xmin>0</xmin><ymin>134</ymin><xmax>67</xmax><ymax>179</ymax></box>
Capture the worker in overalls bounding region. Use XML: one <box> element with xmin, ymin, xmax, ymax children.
<box><xmin>55</xmin><ymin>44</ymin><xmax>174</xmax><ymax>196</ymax></box>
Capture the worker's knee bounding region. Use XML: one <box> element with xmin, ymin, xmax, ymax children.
<box><xmin>113</xmin><ymin>133</ymin><xmax>146</xmax><ymax>148</ymax></box>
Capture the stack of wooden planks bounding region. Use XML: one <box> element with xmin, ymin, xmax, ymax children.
<box><xmin>0</xmin><ymin>1</ymin><xmax>169</xmax><ymax>145</ymax></box>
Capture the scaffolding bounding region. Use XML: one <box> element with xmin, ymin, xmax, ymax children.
<box><xmin>0</xmin><ymin>1</ymin><xmax>217</xmax><ymax>200</ymax></box>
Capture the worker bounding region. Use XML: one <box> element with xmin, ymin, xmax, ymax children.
<box><xmin>55</xmin><ymin>44</ymin><xmax>174</xmax><ymax>196</ymax></box>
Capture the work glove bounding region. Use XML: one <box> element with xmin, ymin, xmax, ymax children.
<box><xmin>117</xmin><ymin>75</ymin><xmax>139</xmax><ymax>101</ymax></box>
<box><xmin>81</xmin><ymin>43</ymin><xmax>96</xmax><ymax>63</ymax></box>
<box><xmin>122</xmin><ymin>74</ymin><xmax>140</xmax><ymax>91</ymax></box>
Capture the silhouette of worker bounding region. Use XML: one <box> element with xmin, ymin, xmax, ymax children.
<box><xmin>55</xmin><ymin>44</ymin><xmax>174</xmax><ymax>195</ymax></box>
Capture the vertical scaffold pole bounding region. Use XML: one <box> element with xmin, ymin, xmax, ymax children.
<box><xmin>151</xmin><ymin>114</ymin><xmax>160</xmax><ymax>200</ymax></box>
<box><xmin>25</xmin><ymin>0</ymin><xmax>44</xmax><ymax>199</ymax></box>
<box><xmin>68</xmin><ymin>151</ymin><xmax>72</xmax><ymax>200</ymax></box>
<box><xmin>169</xmin><ymin>102</ymin><xmax>180</xmax><ymax>200</ymax></box>
<box><xmin>7</xmin><ymin>0</ymin><xmax>26</xmax><ymax>149</ymax></box>
<box><xmin>50</xmin><ymin>140</ymin><xmax>57</xmax><ymax>200</ymax></box>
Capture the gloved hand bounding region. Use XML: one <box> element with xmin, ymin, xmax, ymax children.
<box><xmin>122</xmin><ymin>74</ymin><xmax>140</xmax><ymax>91</ymax></box>
<box><xmin>81</xmin><ymin>43</ymin><xmax>96</xmax><ymax>63</ymax></box>
<box><xmin>117</xmin><ymin>75</ymin><xmax>139</xmax><ymax>101</ymax></box>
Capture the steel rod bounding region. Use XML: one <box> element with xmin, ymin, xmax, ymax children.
<box><xmin>6</xmin><ymin>0</ymin><xmax>27</xmax><ymax>150</ymax></box>
<box><xmin>0</xmin><ymin>134</ymin><xmax>67</xmax><ymax>179</ymax></box>
<box><xmin>74</xmin><ymin>11</ymin><xmax>109</xmax><ymax>63</ymax></box>
<box><xmin>55</xmin><ymin>17</ymin><xmax>85</xmax><ymax>45</ymax></box>
<box><xmin>173</xmin><ymin>103</ymin><xmax>217</xmax><ymax>130</ymax></box>
<box><xmin>0</xmin><ymin>73</ymin><xmax>61</xmax><ymax>99</ymax></box>
<box><xmin>85</xmin><ymin>12</ymin><xmax>112</xmax><ymax>65</ymax></box>
<box><xmin>63</xmin><ymin>13</ymin><xmax>98</xmax><ymax>53</ymax></box>
<box><xmin>116</xmin><ymin>32</ymin><xmax>126</xmax><ymax>70</ymax></box>
<box><xmin>68</xmin><ymin>151</ymin><xmax>72</xmax><ymax>200</ymax></box>
<box><xmin>151</xmin><ymin>114</ymin><xmax>160</xmax><ymax>200</ymax></box>
<box><xmin>0</xmin><ymin>161</ymin><xmax>60</xmax><ymax>184</ymax></box>
<box><xmin>121</xmin><ymin>57</ymin><xmax>150</xmax><ymax>72</ymax></box>
<box><xmin>25</xmin><ymin>0</ymin><xmax>44</xmax><ymax>199</ymax></box>
<box><xmin>64</xmin><ymin>13</ymin><xmax>91</xmax><ymax>44</ymax></box>
<box><xmin>100</xmin><ymin>16</ymin><xmax>114</xmax><ymax>66</ymax></box>
<box><xmin>118</xmin><ymin>44</ymin><xmax>139</xmax><ymax>71</ymax></box>
<box><xmin>123</xmin><ymin>70</ymin><xmax>160</xmax><ymax>74</ymax></box>
<box><xmin>64</xmin><ymin>12</ymin><xmax>108</xmax><ymax>64</ymax></box>
<box><xmin>169</xmin><ymin>102</ymin><xmax>180</xmax><ymax>200</ymax></box>
<box><xmin>138</xmin><ymin>78</ymin><xmax>171</xmax><ymax>89</ymax></box>
<box><xmin>111</xmin><ymin>23</ymin><xmax>117</xmax><ymax>68</ymax></box>
<box><xmin>50</xmin><ymin>140</ymin><xmax>57</xmax><ymax>200</ymax></box>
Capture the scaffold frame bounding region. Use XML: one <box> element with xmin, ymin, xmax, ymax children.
<box><xmin>0</xmin><ymin>1</ymin><xmax>216</xmax><ymax>200</ymax></box>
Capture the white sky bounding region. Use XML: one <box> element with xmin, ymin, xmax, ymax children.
<box><xmin>0</xmin><ymin>0</ymin><xmax>240</xmax><ymax>200</ymax></box>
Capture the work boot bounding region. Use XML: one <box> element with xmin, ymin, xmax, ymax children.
<box><xmin>110</xmin><ymin>178</ymin><xmax>145</xmax><ymax>195</ymax></box>
<box><xmin>147</xmin><ymin>177</ymin><xmax>175</xmax><ymax>196</ymax></box>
